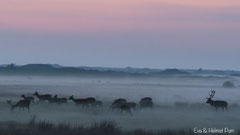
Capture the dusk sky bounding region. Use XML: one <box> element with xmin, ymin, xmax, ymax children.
<box><xmin>0</xmin><ymin>0</ymin><xmax>239</xmax><ymax>70</ymax></box>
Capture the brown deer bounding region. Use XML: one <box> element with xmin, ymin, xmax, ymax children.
<box><xmin>119</xmin><ymin>105</ymin><xmax>132</xmax><ymax>114</ymax></box>
<box><xmin>21</xmin><ymin>94</ymin><xmax>35</xmax><ymax>102</ymax></box>
<box><xmin>11</xmin><ymin>100</ymin><xmax>31</xmax><ymax>112</ymax></box>
<box><xmin>139</xmin><ymin>97</ymin><xmax>153</xmax><ymax>109</ymax></box>
<box><xmin>111</xmin><ymin>98</ymin><xmax>127</xmax><ymax>109</ymax></box>
<box><xmin>33</xmin><ymin>92</ymin><xmax>52</xmax><ymax>102</ymax></box>
<box><xmin>69</xmin><ymin>95</ymin><xmax>95</xmax><ymax>107</ymax></box>
<box><xmin>206</xmin><ymin>90</ymin><xmax>228</xmax><ymax>111</ymax></box>
<box><xmin>111</xmin><ymin>104</ymin><xmax>132</xmax><ymax>114</ymax></box>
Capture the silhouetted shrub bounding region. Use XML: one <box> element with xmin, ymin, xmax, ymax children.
<box><xmin>28</xmin><ymin>115</ymin><xmax>37</xmax><ymax>127</ymax></box>
<box><xmin>57</xmin><ymin>123</ymin><xmax>71</xmax><ymax>131</ymax></box>
<box><xmin>89</xmin><ymin>121</ymin><xmax>120</xmax><ymax>135</ymax></box>
<box><xmin>223</xmin><ymin>81</ymin><xmax>235</xmax><ymax>88</ymax></box>
<box><xmin>37</xmin><ymin>121</ymin><xmax>53</xmax><ymax>131</ymax></box>
<box><xmin>1</xmin><ymin>120</ymin><xmax>237</xmax><ymax>135</ymax></box>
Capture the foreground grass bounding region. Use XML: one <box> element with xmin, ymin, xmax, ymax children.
<box><xmin>0</xmin><ymin>117</ymin><xmax>239</xmax><ymax>135</ymax></box>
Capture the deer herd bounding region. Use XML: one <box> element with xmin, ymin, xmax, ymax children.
<box><xmin>6</xmin><ymin>90</ymin><xmax>228</xmax><ymax>114</ymax></box>
<box><xmin>6</xmin><ymin>91</ymin><xmax>154</xmax><ymax>114</ymax></box>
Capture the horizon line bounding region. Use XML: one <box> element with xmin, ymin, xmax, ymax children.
<box><xmin>1</xmin><ymin>63</ymin><xmax>239</xmax><ymax>72</ymax></box>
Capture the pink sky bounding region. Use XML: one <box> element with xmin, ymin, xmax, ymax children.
<box><xmin>1</xmin><ymin>0</ymin><xmax>240</xmax><ymax>32</ymax></box>
<box><xmin>0</xmin><ymin>0</ymin><xmax>239</xmax><ymax>70</ymax></box>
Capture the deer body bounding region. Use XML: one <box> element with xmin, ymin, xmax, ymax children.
<box><xmin>52</xmin><ymin>95</ymin><xmax>68</xmax><ymax>104</ymax></box>
<box><xmin>69</xmin><ymin>96</ymin><xmax>95</xmax><ymax>107</ymax></box>
<box><xmin>33</xmin><ymin>92</ymin><xmax>52</xmax><ymax>101</ymax></box>
<box><xmin>206</xmin><ymin>90</ymin><xmax>228</xmax><ymax>111</ymax></box>
<box><xmin>206</xmin><ymin>99</ymin><xmax>228</xmax><ymax>110</ymax></box>
<box><xmin>139</xmin><ymin>97</ymin><xmax>153</xmax><ymax>109</ymax></box>
<box><xmin>11</xmin><ymin>100</ymin><xmax>30</xmax><ymax>112</ymax></box>
<box><xmin>21</xmin><ymin>94</ymin><xmax>35</xmax><ymax>102</ymax></box>
<box><xmin>120</xmin><ymin>105</ymin><xmax>131</xmax><ymax>113</ymax></box>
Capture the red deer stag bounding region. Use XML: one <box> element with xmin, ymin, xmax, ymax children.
<box><xmin>206</xmin><ymin>90</ymin><xmax>228</xmax><ymax>111</ymax></box>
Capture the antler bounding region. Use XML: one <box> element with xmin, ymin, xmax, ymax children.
<box><xmin>209</xmin><ymin>90</ymin><xmax>215</xmax><ymax>98</ymax></box>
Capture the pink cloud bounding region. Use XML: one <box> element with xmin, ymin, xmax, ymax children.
<box><xmin>0</xmin><ymin>0</ymin><xmax>239</xmax><ymax>32</ymax></box>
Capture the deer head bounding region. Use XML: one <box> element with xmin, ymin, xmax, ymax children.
<box><xmin>6</xmin><ymin>99</ymin><xmax>12</xmax><ymax>105</ymax></box>
<box><xmin>206</xmin><ymin>90</ymin><xmax>215</xmax><ymax>104</ymax></box>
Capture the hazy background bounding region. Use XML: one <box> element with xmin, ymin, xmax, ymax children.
<box><xmin>0</xmin><ymin>0</ymin><xmax>239</xmax><ymax>70</ymax></box>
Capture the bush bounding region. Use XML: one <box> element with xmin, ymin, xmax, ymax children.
<box><xmin>222</xmin><ymin>81</ymin><xmax>235</xmax><ymax>88</ymax></box>
<box><xmin>37</xmin><ymin>121</ymin><xmax>53</xmax><ymax>131</ymax></box>
<box><xmin>89</xmin><ymin>121</ymin><xmax>120</xmax><ymax>135</ymax></box>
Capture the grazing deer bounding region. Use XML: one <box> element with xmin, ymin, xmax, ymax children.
<box><xmin>11</xmin><ymin>100</ymin><xmax>31</xmax><ymax>112</ymax></box>
<box><xmin>120</xmin><ymin>105</ymin><xmax>132</xmax><ymax>114</ymax></box>
<box><xmin>125</xmin><ymin>102</ymin><xmax>137</xmax><ymax>109</ymax></box>
<box><xmin>21</xmin><ymin>94</ymin><xmax>35</xmax><ymax>102</ymax></box>
<box><xmin>206</xmin><ymin>90</ymin><xmax>228</xmax><ymax>111</ymax></box>
<box><xmin>111</xmin><ymin>98</ymin><xmax>127</xmax><ymax>109</ymax></box>
<box><xmin>33</xmin><ymin>92</ymin><xmax>52</xmax><ymax>102</ymax></box>
<box><xmin>111</xmin><ymin>98</ymin><xmax>136</xmax><ymax>111</ymax></box>
<box><xmin>112</xmin><ymin>101</ymin><xmax>137</xmax><ymax>110</ymax></box>
<box><xmin>139</xmin><ymin>97</ymin><xmax>153</xmax><ymax>109</ymax></box>
<box><xmin>112</xmin><ymin>104</ymin><xmax>132</xmax><ymax>114</ymax></box>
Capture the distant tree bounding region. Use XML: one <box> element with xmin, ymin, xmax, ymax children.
<box><xmin>7</xmin><ymin>63</ymin><xmax>16</xmax><ymax>68</ymax></box>
<box><xmin>197</xmin><ymin>68</ymin><xmax>203</xmax><ymax>73</ymax></box>
<box><xmin>223</xmin><ymin>81</ymin><xmax>235</xmax><ymax>88</ymax></box>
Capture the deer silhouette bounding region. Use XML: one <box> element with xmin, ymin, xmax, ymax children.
<box><xmin>139</xmin><ymin>97</ymin><xmax>153</xmax><ymax>109</ymax></box>
<box><xmin>11</xmin><ymin>100</ymin><xmax>31</xmax><ymax>112</ymax></box>
<box><xmin>33</xmin><ymin>92</ymin><xmax>52</xmax><ymax>102</ymax></box>
<box><xmin>21</xmin><ymin>94</ymin><xmax>35</xmax><ymax>102</ymax></box>
<box><xmin>69</xmin><ymin>95</ymin><xmax>95</xmax><ymax>107</ymax></box>
<box><xmin>206</xmin><ymin>90</ymin><xmax>228</xmax><ymax>111</ymax></box>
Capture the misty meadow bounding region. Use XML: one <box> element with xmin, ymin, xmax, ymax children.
<box><xmin>0</xmin><ymin>64</ymin><xmax>240</xmax><ymax>135</ymax></box>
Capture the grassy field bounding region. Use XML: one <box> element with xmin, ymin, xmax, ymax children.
<box><xmin>1</xmin><ymin>119</ymin><xmax>239</xmax><ymax>135</ymax></box>
<box><xmin>0</xmin><ymin>76</ymin><xmax>240</xmax><ymax>134</ymax></box>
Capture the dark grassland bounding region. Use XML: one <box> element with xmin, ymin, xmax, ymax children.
<box><xmin>1</xmin><ymin>119</ymin><xmax>238</xmax><ymax>135</ymax></box>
